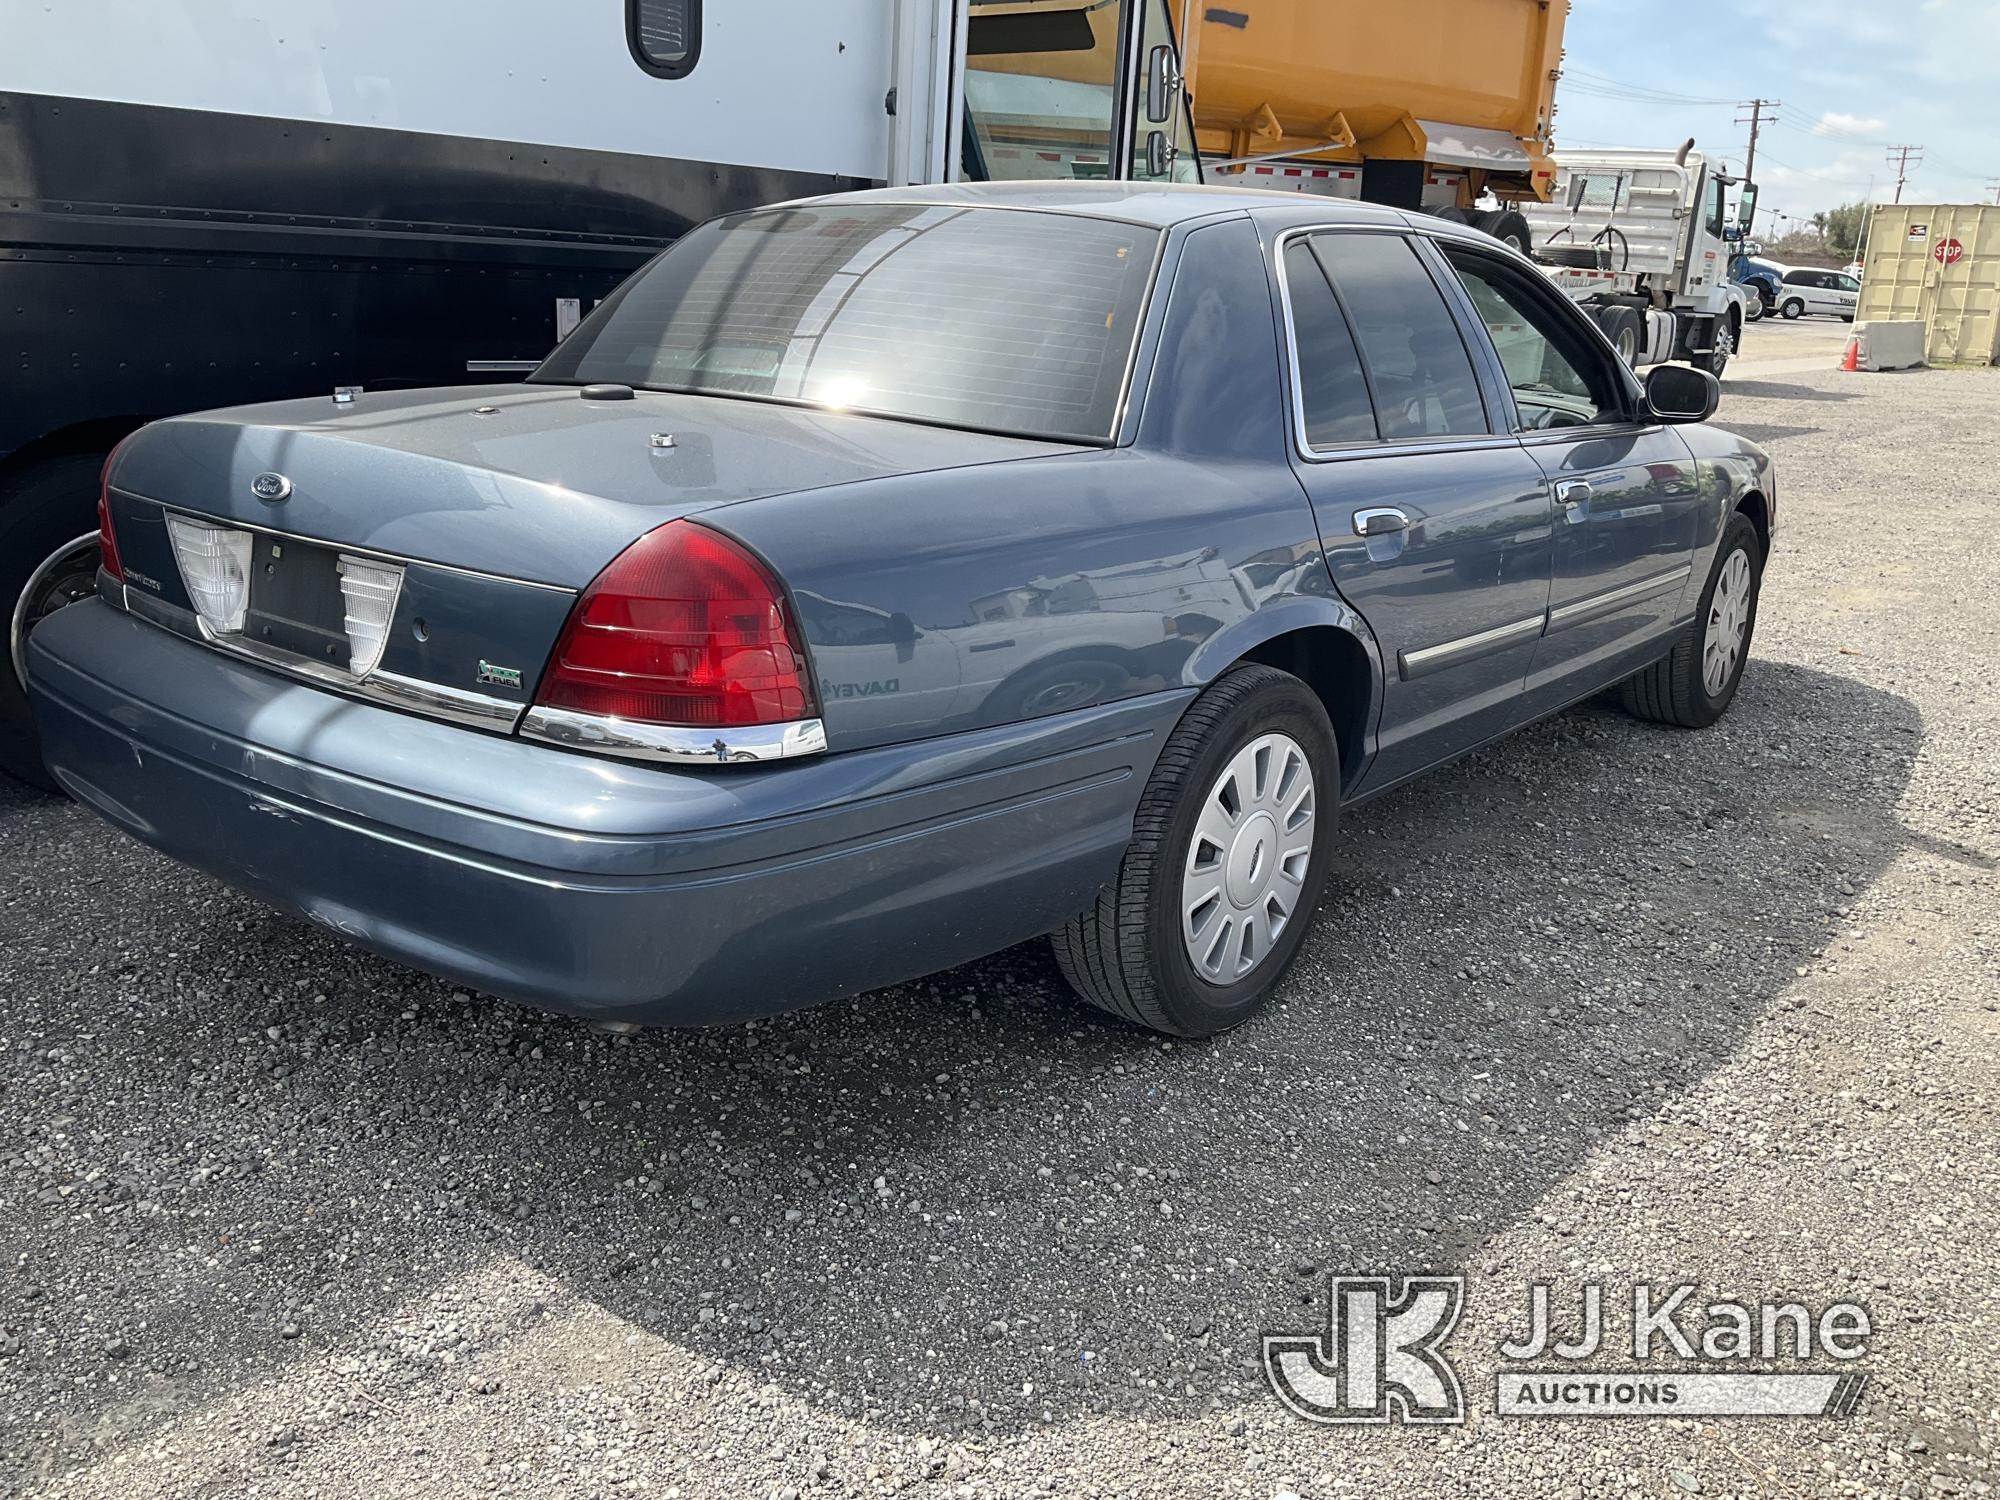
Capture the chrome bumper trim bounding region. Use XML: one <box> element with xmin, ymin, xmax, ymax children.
<box><xmin>520</xmin><ymin>706</ymin><xmax>829</xmax><ymax>765</ymax></box>
<box><xmin>121</xmin><ymin>586</ymin><xmax>525</xmax><ymax>730</ymax></box>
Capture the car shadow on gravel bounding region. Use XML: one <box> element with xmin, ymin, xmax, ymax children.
<box><xmin>0</xmin><ymin>660</ymin><xmax>1930</xmax><ymax>1477</ymax></box>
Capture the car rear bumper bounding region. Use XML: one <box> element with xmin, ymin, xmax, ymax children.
<box><xmin>27</xmin><ymin>601</ymin><xmax>1186</xmax><ymax>1023</ymax></box>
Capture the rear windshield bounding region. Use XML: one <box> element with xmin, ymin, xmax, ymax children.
<box><xmin>534</xmin><ymin>203</ymin><xmax>1161</xmax><ymax>443</ymax></box>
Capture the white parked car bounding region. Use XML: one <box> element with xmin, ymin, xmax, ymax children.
<box><xmin>1775</xmin><ymin>267</ymin><xmax>1860</xmax><ymax>322</ymax></box>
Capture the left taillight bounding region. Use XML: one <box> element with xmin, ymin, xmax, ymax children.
<box><xmin>96</xmin><ymin>442</ymin><xmax>128</xmax><ymax>583</ymax></box>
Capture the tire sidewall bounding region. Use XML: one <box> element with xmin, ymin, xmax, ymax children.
<box><xmin>1141</xmin><ymin>680</ymin><xmax>1339</xmax><ymax>1035</ymax></box>
<box><xmin>0</xmin><ymin>453</ymin><xmax>107</xmax><ymax>788</ymax></box>
<box><xmin>1692</xmin><ymin>515</ymin><xmax>1765</xmax><ymax>722</ymax></box>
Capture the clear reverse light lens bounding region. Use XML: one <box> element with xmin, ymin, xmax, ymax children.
<box><xmin>164</xmin><ymin>515</ymin><xmax>253</xmax><ymax>635</ymax></box>
<box><xmin>337</xmin><ymin>554</ymin><xmax>402</xmax><ymax>678</ymax></box>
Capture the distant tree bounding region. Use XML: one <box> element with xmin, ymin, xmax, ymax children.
<box><xmin>1820</xmin><ymin>201</ymin><xmax>1868</xmax><ymax>259</ymax></box>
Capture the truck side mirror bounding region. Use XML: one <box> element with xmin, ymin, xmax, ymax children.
<box><xmin>1145</xmin><ymin>130</ymin><xmax>1171</xmax><ymax>177</ymax></box>
<box><xmin>1738</xmin><ymin>183</ymin><xmax>1759</xmax><ymax>235</ymax></box>
<box><xmin>1146</xmin><ymin>44</ymin><xmax>1176</xmax><ymax>123</ymax></box>
<box><xmin>1644</xmin><ymin>364</ymin><xmax>1720</xmax><ymax>424</ymax></box>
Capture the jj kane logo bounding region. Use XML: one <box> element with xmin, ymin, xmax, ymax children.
<box><xmin>1263</xmin><ymin>1277</ymin><xmax>1873</xmax><ymax>1425</ymax></box>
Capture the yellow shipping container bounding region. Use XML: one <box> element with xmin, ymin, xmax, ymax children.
<box><xmin>1858</xmin><ymin>203</ymin><xmax>2000</xmax><ymax>366</ymax></box>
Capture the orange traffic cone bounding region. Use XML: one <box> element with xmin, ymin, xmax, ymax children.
<box><xmin>1841</xmin><ymin>335</ymin><xmax>1861</xmax><ymax>372</ymax></box>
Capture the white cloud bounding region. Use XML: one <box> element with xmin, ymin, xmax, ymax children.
<box><xmin>1814</xmin><ymin>111</ymin><xmax>1888</xmax><ymax>138</ymax></box>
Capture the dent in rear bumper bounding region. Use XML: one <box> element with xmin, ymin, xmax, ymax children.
<box><xmin>27</xmin><ymin>601</ymin><xmax>1186</xmax><ymax>1022</ymax></box>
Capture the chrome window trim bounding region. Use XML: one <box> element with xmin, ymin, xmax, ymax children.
<box><xmin>1545</xmin><ymin>564</ymin><xmax>1694</xmax><ymax>634</ymax></box>
<box><xmin>1271</xmin><ymin>224</ymin><xmax>1521</xmax><ymax>466</ymax></box>
<box><xmin>132</xmin><ymin>500</ymin><xmax>580</xmax><ymax>595</ymax></box>
<box><xmin>520</xmin><ymin>705</ymin><xmax>828</xmax><ymax>765</ymax></box>
<box><xmin>121</xmin><ymin>585</ymin><xmax>526</xmax><ymax>730</ymax></box>
<box><xmin>1398</xmin><ymin>612</ymin><xmax>1547</xmax><ymax>682</ymax></box>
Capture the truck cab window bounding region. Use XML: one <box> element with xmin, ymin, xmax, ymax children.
<box><xmin>964</xmin><ymin>0</ymin><xmax>1126</xmax><ymax>181</ymax></box>
<box><xmin>628</xmin><ymin>0</ymin><xmax>699</xmax><ymax>77</ymax></box>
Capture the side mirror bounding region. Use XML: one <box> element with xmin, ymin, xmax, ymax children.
<box><xmin>1146</xmin><ymin>44</ymin><xmax>1176</xmax><ymax>123</ymax></box>
<box><xmin>1738</xmin><ymin>182</ymin><xmax>1759</xmax><ymax>236</ymax></box>
<box><xmin>1644</xmin><ymin>363</ymin><xmax>1721</xmax><ymax>424</ymax></box>
<box><xmin>1145</xmin><ymin>129</ymin><xmax>1171</xmax><ymax>178</ymax></box>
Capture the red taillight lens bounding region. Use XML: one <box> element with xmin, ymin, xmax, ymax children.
<box><xmin>97</xmin><ymin>444</ymin><xmax>127</xmax><ymax>583</ymax></box>
<box><xmin>533</xmin><ymin>521</ymin><xmax>816</xmax><ymax>728</ymax></box>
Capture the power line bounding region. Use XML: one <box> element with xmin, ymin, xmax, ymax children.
<box><xmin>1736</xmin><ymin>99</ymin><xmax>1780</xmax><ymax>184</ymax></box>
<box><xmin>1885</xmin><ymin>145</ymin><xmax>1924</xmax><ymax>203</ymax></box>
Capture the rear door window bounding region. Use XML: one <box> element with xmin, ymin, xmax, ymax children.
<box><xmin>1280</xmin><ymin>240</ymin><xmax>1379</xmax><ymax>448</ymax></box>
<box><xmin>1309</xmin><ymin>234</ymin><xmax>1489</xmax><ymax>441</ymax></box>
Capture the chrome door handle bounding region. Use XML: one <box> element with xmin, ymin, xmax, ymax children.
<box><xmin>1352</xmin><ymin>507</ymin><xmax>1409</xmax><ymax>537</ymax></box>
<box><xmin>1556</xmin><ymin>480</ymin><xmax>1594</xmax><ymax>506</ymax></box>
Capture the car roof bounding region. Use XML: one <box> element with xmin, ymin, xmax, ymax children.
<box><xmin>778</xmin><ymin>179</ymin><xmax>1412</xmax><ymax>231</ymax></box>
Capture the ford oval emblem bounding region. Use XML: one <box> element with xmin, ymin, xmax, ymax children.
<box><xmin>251</xmin><ymin>472</ymin><xmax>293</xmax><ymax>502</ymax></box>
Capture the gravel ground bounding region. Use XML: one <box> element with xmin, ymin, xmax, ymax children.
<box><xmin>2</xmin><ymin>357</ymin><xmax>1996</xmax><ymax>1499</ymax></box>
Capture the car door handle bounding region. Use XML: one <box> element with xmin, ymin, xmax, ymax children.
<box><xmin>1352</xmin><ymin>507</ymin><xmax>1409</xmax><ymax>537</ymax></box>
<box><xmin>1556</xmin><ymin>480</ymin><xmax>1594</xmax><ymax>506</ymax></box>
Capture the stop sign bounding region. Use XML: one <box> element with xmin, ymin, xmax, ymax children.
<box><xmin>1936</xmin><ymin>238</ymin><xmax>1966</xmax><ymax>266</ymax></box>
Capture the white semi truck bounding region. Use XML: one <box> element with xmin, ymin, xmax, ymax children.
<box><xmin>1519</xmin><ymin>145</ymin><xmax>1761</xmax><ymax>378</ymax></box>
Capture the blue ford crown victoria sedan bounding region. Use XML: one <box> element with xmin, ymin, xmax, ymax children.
<box><xmin>25</xmin><ymin>183</ymin><xmax>1774</xmax><ymax>1037</ymax></box>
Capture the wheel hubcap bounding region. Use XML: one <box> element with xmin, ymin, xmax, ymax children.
<box><xmin>1182</xmin><ymin>732</ymin><xmax>1317</xmax><ymax>985</ymax></box>
<box><xmin>1702</xmin><ymin>548</ymin><xmax>1753</xmax><ymax>698</ymax></box>
<box><xmin>10</xmin><ymin>533</ymin><xmax>100</xmax><ymax>690</ymax></box>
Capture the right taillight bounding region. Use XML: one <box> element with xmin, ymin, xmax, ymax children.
<box><xmin>529</xmin><ymin>521</ymin><xmax>818</xmax><ymax>744</ymax></box>
<box><xmin>97</xmin><ymin>443</ymin><xmax>128</xmax><ymax>583</ymax></box>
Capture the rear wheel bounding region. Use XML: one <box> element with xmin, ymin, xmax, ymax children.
<box><xmin>1473</xmin><ymin>208</ymin><xmax>1534</xmax><ymax>256</ymax></box>
<box><xmin>1600</xmin><ymin>305</ymin><xmax>1644</xmax><ymax>366</ymax></box>
<box><xmin>1052</xmin><ymin>664</ymin><xmax>1337</xmax><ymax>1037</ymax></box>
<box><xmin>1620</xmin><ymin>511</ymin><xmax>1764</xmax><ymax>730</ymax></box>
<box><xmin>1</xmin><ymin>454</ymin><xmax>108</xmax><ymax>789</ymax></box>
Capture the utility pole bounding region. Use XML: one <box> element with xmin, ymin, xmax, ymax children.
<box><xmin>1735</xmin><ymin>99</ymin><xmax>1780</xmax><ymax>182</ymax></box>
<box><xmin>1988</xmin><ymin>178</ymin><xmax>2000</xmax><ymax>206</ymax></box>
<box><xmin>1885</xmin><ymin>145</ymin><xmax>1924</xmax><ymax>203</ymax></box>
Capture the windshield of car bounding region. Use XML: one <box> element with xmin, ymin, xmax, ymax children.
<box><xmin>534</xmin><ymin>203</ymin><xmax>1161</xmax><ymax>444</ymax></box>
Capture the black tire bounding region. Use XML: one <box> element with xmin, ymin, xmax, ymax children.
<box><xmin>1780</xmin><ymin>298</ymin><xmax>1805</xmax><ymax>320</ymax></box>
<box><xmin>1599</xmin><ymin>305</ymin><xmax>1644</xmax><ymax>366</ymax></box>
<box><xmin>1</xmin><ymin>453</ymin><xmax>108</xmax><ymax>790</ymax></box>
<box><xmin>1051</xmin><ymin>664</ymin><xmax>1338</xmax><ymax>1037</ymax></box>
<box><xmin>1431</xmin><ymin>206</ymin><xmax>1476</xmax><ymax>227</ymax></box>
<box><xmin>1473</xmin><ymin>208</ymin><xmax>1533</xmax><ymax>257</ymax></box>
<box><xmin>1619</xmin><ymin>512</ymin><xmax>1764</xmax><ymax>730</ymax></box>
<box><xmin>1700</xmin><ymin>312</ymin><xmax>1737</xmax><ymax>378</ymax></box>
<box><xmin>1743</xmin><ymin>296</ymin><xmax>1764</xmax><ymax>323</ymax></box>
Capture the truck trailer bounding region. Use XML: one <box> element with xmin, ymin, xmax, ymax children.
<box><xmin>2</xmin><ymin>0</ymin><xmax>1209</xmax><ymax>782</ymax></box>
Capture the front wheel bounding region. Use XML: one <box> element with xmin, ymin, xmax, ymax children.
<box><xmin>1619</xmin><ymin>511</ymin><xmax>1764</xmax><ymax>729</ymax></box>
<box><xmin>1781</xmin><ymin>299</ymin><xmax>1805</xmax><ymax>320</ymax></box>
<box><xmin>1052</xmin><ymin>664</ymin><xmax>1338</xmax><ymax>1037</ymax></box>
<box><xmin>1700</xmin><ymin>315</ymin><xmax>1737</xmax><ymax>378</ymax></box>
<box><xmin>1743</xmin><ymin>297</ymin><xmax>1764</xmax><ymax>323</ymax></box>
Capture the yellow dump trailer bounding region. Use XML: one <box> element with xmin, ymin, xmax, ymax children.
<box><xmin>1858</xmin><ymin>203</ymin><xmax>2000</xmax><ymax>366</ymax></box>
<box><xmin>1186</xmin><ymin>0</ymin><xmax>1568</xmax><ymax>207</ymax></box>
